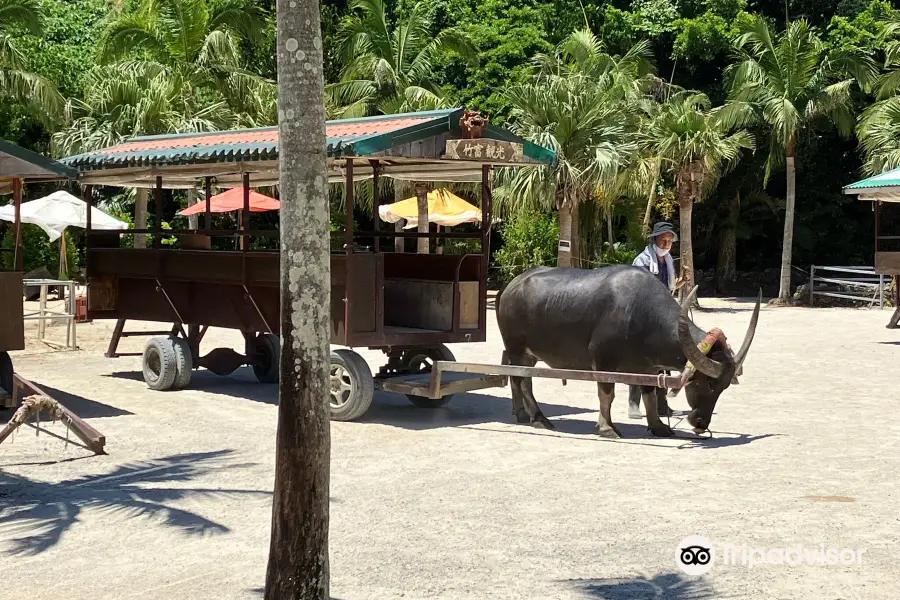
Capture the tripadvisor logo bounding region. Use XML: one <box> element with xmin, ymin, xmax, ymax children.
<box><xmin>676</xmin><ymin>536</ymin><xmax>715</xmax><ymax>576</ymax></box>
<box><xmin>676</xmin><ymin>536</ymin><xmax>867</xmax><ymax>574</ymax></box>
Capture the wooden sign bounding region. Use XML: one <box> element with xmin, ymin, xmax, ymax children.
<box><xmin>445</xmin><ymin>139</ymin><xmax>526</xmax><ymax>163</ymax></box>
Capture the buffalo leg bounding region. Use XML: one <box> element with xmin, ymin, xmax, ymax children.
<box><xmin>627</xmin><ymin>385</ymin><xmax>643</xmax><ymax>419</ymax></box>
<box><xmin>641</xmin><ymin>387</ymin><xmax>674</xmax><ymax>437</ymax></box>
<box><xmin>656</xmin><ymin>387</ymin><xmax>673</xmax><ymax>417</ymax></box>
<box><xmin>595</xmin><ymin>382</ymin><xmax>620</xmax><ymax>438</ymax></box>
<box><xmin>508</xmin><ymin>353</ymin><xmax>554</xmax><ymax>429</ymax></box>
<box><xmin>503</xmin><ymin>350</ymin><xmax>527</xmax><ymax>423</ymax></box>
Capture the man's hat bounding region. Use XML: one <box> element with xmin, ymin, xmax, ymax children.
<box><xmin>649</xmin><ymin>221</ymin><xmax>678</xmax><ymax>241</ymax></box>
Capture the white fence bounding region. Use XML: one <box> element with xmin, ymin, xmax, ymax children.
<box><xmin>808</xmin><ymin>266</ymin><xmax>887</xmax><ymax>308</ymax></box>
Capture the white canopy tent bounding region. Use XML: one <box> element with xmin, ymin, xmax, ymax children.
<box><xmin>0</xmin><ymin>190</ymin><xmax>128</xmax><ymax>278</ymax></box>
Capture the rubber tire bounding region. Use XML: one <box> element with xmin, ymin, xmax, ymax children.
<box><xmin>170</xmin><ymin>336</ymin><xmax>193</xmax><ymax>389</ymax></box>
<box><xmin>253</xmin><ymin>333</ymin><xmax>280</xmax><ymax>384</ymax></box>
<box><xmin>142</xmin><ymin>337</ymin><xmax>178</xmax><ymax>391</ymax></box>
<box><xmin>402</xmin><ymin>345</ymin><xmax>456</xmax><ymax>408</ymax></box>
<box><xmin>0</xmin><ymin>351</ymin><xmax>13</xmax><ymax>409</ymax></box>
<box><xmin>329</xmin><ymin>349</ymin><xmax>374</xmax><ymax>421</ymax></box>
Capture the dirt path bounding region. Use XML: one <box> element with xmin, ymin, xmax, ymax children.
<box><xmin>1</xmin><ymin>298</ymin><xmax>898</xmax><ymax>599</ymax></box>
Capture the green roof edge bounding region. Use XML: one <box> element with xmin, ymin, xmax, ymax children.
<box><xmin>0</xmin><ymin>139</ymin><xmax>79</xmax><ymax>180</ymax></box>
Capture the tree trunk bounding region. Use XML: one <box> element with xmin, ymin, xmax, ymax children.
<box><xmin>264</xmin><ymin>1</ymin><xmax>331</xmax><ymax>598</ymax></box>
<box><xmin>570</xmin><ymin>200</ymin><xmax>581</xmax><ymax>267</ymax></box>
<box><xmin>186</xmin><ymin>188</ymin><xmax>199</xmax><ymax>230</ymax></box>
<box><xmin>606</xmin><ymin>204</ymin><xmax>614</xmax><ymax>256</ymax></box>
<box><xmin>641</xmin><ymin>161</ymin><xmax>660</xmax><ymax>235</ymax></box>
<box><xmin>716</xmin><ymin>191</ymin><xmax>740</xmax><ymax>293</ymax></box>
<box><xmin>557</xmin><ymin>201</ymin><xmax>573</xmax><ymax>268</ymax></box>
<box><xmin>415</xmin><ymin>182</ymin><xmax>431</xmax><ymax>254</ymax></box>
<box><xmin>394</xmin><ymin>182</ymin><xmax>404</xmax><ymax>252</ymax></box>
<box><xmin>778</xmin><ymin>149</ymin><xmax>797</xmax><ymax>302</ymax></box>
<box><xmin>677</xmin><ymin>195</ymin><xmax>694</xmax><ymax>303</ymax></box>
<box><xmin>134</xmin><ymin>187</ymin><xmax>148</xmax><ymax>248</ymax></box>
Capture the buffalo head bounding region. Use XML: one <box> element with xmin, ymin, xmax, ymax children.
<box><xmin>677</xmin><ymin>286</ymin><xmax>761</xmax><ymax>433</ymax></box>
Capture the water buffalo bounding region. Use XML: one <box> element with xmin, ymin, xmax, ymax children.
<box><xmin>495</xmin><ymin>264</ymin><xmax>760</xmax><ymax>437</ymax></box>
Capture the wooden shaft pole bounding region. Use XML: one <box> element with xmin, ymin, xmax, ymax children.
<box><xmin>242</xmin><ymin>172</ymin><xmax>250</xmax><ymax>251</ymax></box>
<box><xmin>205</xmin><ymin>176</ymin><xmax>212</xmax><ymax>235</ymax></box>
<box><xmin>154</xmin><ymin>176</ymin><xmax>163</xmax><ymax>249</ymax></box>
<box><xmin>13</xmin><ymin>178</ymin><xmax>22</xmax><ymax>271</ymax></box>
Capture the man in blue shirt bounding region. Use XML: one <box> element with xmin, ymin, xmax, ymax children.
<box><xmin>627</xmin><ymin>221</ymin><xmax>691</xmax><ymax>419</ymax></box>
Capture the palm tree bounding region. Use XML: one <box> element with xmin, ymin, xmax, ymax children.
<box><xmin>0</xmin><ymin>0</ymin><xmax>63</xmax><ymax>124</ymax></box>
<box><xmin>721</xmin><ymin>18</ymin><xmax>877</xmax><ymax>304</ymax></box>
<box><xmin>857</xmin><ymin>12</ymin><xmax>900</xmax><ymax>175</ymax></box>
<box><xmin>52</xmin><ymin>62</ymin><xmax>240</xmax><ymax>246</ymax></box>
<box><xmin>499</xmin><ymin>30</ymin><xmax>651</xmax><ymax>267</ymax></box>
<box><xmin>52</xmin><ymin>64</ymin><xmax>235</xmax><ymax>158</ymax></box>
<box><xmin>644</xmin><ymin>90</ymin><xmax>754</xmax><ymax>299</ymax></box>
<box><xmin>334</xmin><ymin>0</ymin><xmax>477</xmax><ymax>115</ymax></box>
<box><xmin>96</xmin><ymin>0</ymin><xmax>276</xmax><ymax>125</ymax></box>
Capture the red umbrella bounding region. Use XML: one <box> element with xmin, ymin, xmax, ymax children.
<box><xmin>178</xmin><ymin>187</ymin><xmax>280</xmax><ymax>215</ymax></box>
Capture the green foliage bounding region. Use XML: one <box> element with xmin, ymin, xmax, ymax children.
<box><xmin>12</xmin><ymin>0</ymin><xmax>107</xmax><ymax>98</ymax></box>
<box><xmin>1</xmin><ymin>224</ymin><xmax>78</xmax><ymax>277</ymax></box>
<box><xmin>434</xmin><ymin>0</ymin><xmax>554</xmax><ymax>121</ymax></box>
<box><xmin>600</xmin><ymin>241</ymin><xmax>640</xmax><ymax>265</ymax></box>
<box><xmin>495</xmin><ymin>209</ymin><xmax>559</xmax><ymax>282</ymax></box>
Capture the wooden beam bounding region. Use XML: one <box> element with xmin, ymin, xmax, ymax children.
<box><xmin>434</xmin><ymin>361</ymin><xmax>685</xmax><ymax>389</ymax></box>
<box><xmin>0</xmin><ymin>375</ymin><xmax>107</xmax><ymax>454</ymax></box>
<box><xmin>154</xmin><ymin>176</ymin><xmax>163</xmax><ymax>249</ymax></box>
<box><xmin>241</xmin><ymin>172</ymin><xmax>250</xmax><ymax>251</ymax></box>
<box><xmin>12</xmin><ymin>178</ymin><xmax>22</xmax><ymax>271</ymax></box>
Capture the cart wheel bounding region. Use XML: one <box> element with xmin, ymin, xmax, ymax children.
<box><xmin>170</xmin><ymin>336</ymin><xmax>193</xmax><ymax>389</ymax></box>
<box><xmin>142</xmin><ymin>337</ymin><xmax>178</xmax><ymax>391</ymax></box>
<box><xmin>329</xmin><ymin>349</ymin><xmax>374</xmax><ymax>421</ymax></box>
<box><xmin>253</xmin><ymin>333</ymin><xmax>280</xmax><ymax>383</ymax></box>
<box><xmin>0</xmin><ymin>351</ymin><xmax>13</xmax><ymax>409</ymax></box>
<box><xmin>401</xmin><ymin>345</ymin><xmax>456</xmax><ymax>408</ymax></box>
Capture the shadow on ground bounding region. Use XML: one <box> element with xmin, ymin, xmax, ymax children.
<box><xmin>22</xmin><ymin>383</ymin><xmax>134</xmax><ymax>418</ymax></box>
<box><xmin>250</xmin><ymin>587</ymin><xmax>343</xmax><ymax>599</ymax></box>
<box><xmin>0</xmin><ymin>449</ymin><xmax>269</xmax><ymax>556</ymax></box>
<box><xmin>461</xmin><ymin>416</ymin><xmax>778</xmax><ymax>450</ymax></box>
<box><xmin>564</xmin><ymin>572</ymin><xmax>717</xmax><ymax>599</ymax></box>
<box><xmin>358</xmin><ymin>390</ymin><xmax>592</xmax><ymax>430</ymax></box>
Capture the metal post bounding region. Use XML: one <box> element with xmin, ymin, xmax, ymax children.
<box><xmin>12</xmin><ymin>178</ymin><xmax>22</xmax><ymax>272</ymax></box>
<box><xmin>154</xmin><ymin>176</ymin><xmax>163</xmax><ymax>249</ymax></box>
<box><xmin>479</xmin><ymin>165</ymin><xmax>492</xmax><ymax>333</ymax></box>
<box><xmin>344</xmin><ymin>159</ymin><xmax>354</xmax><ymax>341</ymax></box>
<box><xmin>38</xmin><ymin>283</ymin><xmax>47</xmax><ymax>341</ymax></box>
<box><xmin>69</xmin><ymin>280</ymin><xmax>76</xmax><ymax>349</ymax></box>
<box><xmin>241</xmin><ymin>172</ymin><xmax>250</xmax><ymax>251</ymax></box>
<box><xmin>875</xmin><ymin>200</ymin><xmax>881</xmax><ymax>254</ymax></box>
<box><xmin>204</xmin><ymin>176</ymin><xmax>212</xmax><ymax>235</ymax></box>
<box><xmin>83</xmin><ymin>185</ymin><xmax>93</xmax><ymax>280</ymax></box>
<box><xmin>809</xmin><ymin>265</ymin><xmax>814</xmax><ymax>307</ymax></box>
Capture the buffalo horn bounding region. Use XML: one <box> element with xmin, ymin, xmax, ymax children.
<box><xmin>733</xmin><ymin>289</ymin><xmax>762</xmax><ymax>369</ymax></box>
<box><xmin>678</xmin><ymin>285</ymin><xmax>726</xmax><ymax>378</ymax></box>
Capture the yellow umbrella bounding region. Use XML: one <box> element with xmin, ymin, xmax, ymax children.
<box><xmin>378</xmin><ymin>188</ymin><xmax>482</xmax><ymax>229</ymax></box>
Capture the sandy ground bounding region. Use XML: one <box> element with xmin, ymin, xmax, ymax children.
<box><xmin>1</xmin><ymin>293</ymin><xmax>899</xmax><ymax>600</ymax></box>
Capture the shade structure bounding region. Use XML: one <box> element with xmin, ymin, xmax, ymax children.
<box><xmin>178</xmin><ymin>187</ymin><xmax>280</xmax><ymax>215</ymax></box>
<box><xmin>0</xmin><ymin>190</ymin><xmax>128</xmax><ymax>242</ymax></box>
<box><xmin>378</xmin><ymin>188</ymin><xmax>482</xmax><ymax>229</ymax></box>
<box><xmin>0</xmin><ymin>189</ymin><xmax>129</xmax><ymax>279</ymax></box>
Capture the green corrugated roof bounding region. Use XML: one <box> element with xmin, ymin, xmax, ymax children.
<box><xmin>61</xmin><ymin>108</ymin><xmax>558</xmax><ymax>171</ymax></box>
<box><xmin>843</xmin><ymin>167</ymin><xmax>900</xmax><ymax>193</ymax></box>
<box><xmin>1</xmin><ymin>139</ymin><xmax>78</xmax><ymax>180</ymax></box>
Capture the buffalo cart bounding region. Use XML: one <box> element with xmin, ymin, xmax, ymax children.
<box><xmin>0</xmin><ymin>140</ymin><xmax>79</xmax><ymax>408</ymax></box>
<box><xmin>844</xmin><ymin>169</ymin><xmax>900</xmax><ymax>327</ymax></box>
<box><xmin>62</xmin><ymin>108</ymin><xmax>557</xmax><ymax>420</ymax></box>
